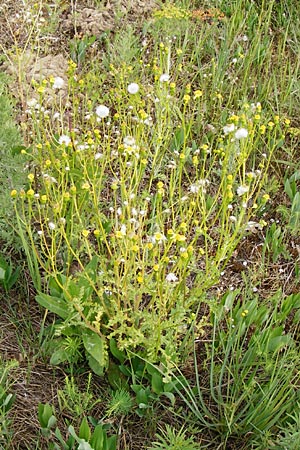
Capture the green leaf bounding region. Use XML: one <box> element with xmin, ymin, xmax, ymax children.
<box><xmin>151</xmin><ymin>372</ymin><xmax>164</xmax><ymax>395</ymax></box>
<box><xmin>0</xmin><ymin>267</ymin><xmax>5</xmax><ymax>280</ymax></box>
<box><xmin>79</xmin><ymin>417</ymin><xmax>91</xmax><ymax>441</ymax></box>
<box><xmin>161</xmin><ymin>391</ymin><xmax>176</xmax><ymax>406</ymax></box>
<box><xmin>36</xmin><ymin>293</ymin><xmax>69</xmax><ymax>319</ymax></box>
<box><xmin>38</xmin><ymin>403</ymin><xmax>55</xmax><ymax>428</ymax></box>
<box><xmin>5</xmin><ymin>266</ymin><xmax>20</xmax><ymax>290</ymax></box>
<box><xmin>107</xmin><ymin>435</ymin><xmax>117</xmax><ymax>450</ymax></box>
<box><xmin>90</xmin><ymin>425</ymin><xmax>105</xmax><ymax>450</ymax></box>
<box><xmin>50</xmin><ymin>345</ymin><xmax>69</xmax><ymax>365</ymax></box>
<box><xmin>267</xmin><ymin>333</ymin><xmax>292</xmax><ymax>353</ymax></box>
<box><xmin>87</xmin><ymin>354</ymin><xmax>105</xmax><ymax>376</ymax></box>
<box><xmin>109</xmin><ymin>338</ymin><xmax>126</xmax><ymax>363</ymax></box>
<box><xmin>223</xmin><ymin>290</ymin><xmax>238</xmax><ymax>312</ymax></box>
<box><xmin>83</xmin><ymin>329</ymin><xmax>107</xmax><ymax>368</ymax></box>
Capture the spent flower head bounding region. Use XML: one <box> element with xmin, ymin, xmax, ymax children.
<box><xmin>235</xmin><ymin>128</ymin><xmax>248</xmax><ymax>139</ymax></box>
<box><xmin>159</xmin><ymin>73</ymin><xmax>170</xmax><ymax>83</ymax></box>
<box><xmin>96</xmin><ymin>105</ymin><xmax>110</xmax><ymax>119</ymax></box>
<box><xmin>52</xmin><ymin>76</ymin><xmax>65</xmax><ymax>89</ymax></box>
<box><xmin>127</xmin><ymin>83</ymin><xmax>139</xmax><ymax>94</ymax></box>
<box><xmin>59</xmin><ymin>135</ymin><xmax>71</xmax><ymax>146</ymax></box>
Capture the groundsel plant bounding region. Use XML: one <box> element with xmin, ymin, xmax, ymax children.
<box><xmin>11</xmin><ymin>43</ymin><xmax>288</xmax><ymax>375</ymax></box>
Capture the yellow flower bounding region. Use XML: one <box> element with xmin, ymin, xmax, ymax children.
<box><xmin>10</xmin><ymin>189</ymin><xmax>17</xmax><ymax>198</ymax></box>
<box><xmin>27</xmin><ymin>189</ymin><xmax>34</xmax><ymax>197</ymax></box>
<box><xmin>262</xmin><ymin>194</ymin><xmax>270</xmax><ymax>202</ymax></box>
<box><xmin>201</xmin><ymin>144</ymin><xmax>209</xmax><ymax>152</ymax></box>
<box><xmin>40</xmin><ymin>195</ymin><xmax>47</xmax><ymax>204</ymax></box>
<box><xmin>82</xmin><ymin>182</ymin><xmax>90</xmax><ymax>190</ymax></box>
<box><xmin>157</xmin><ymin>181</ymin><xmax>164</xmax><ymax>189</ymax></box>
<box><xmin>193</xmin><ymin>90</ymin><xmax>203</xmax><ymax>99</ymax></box>
<box><xmin>94</xmin><ymin>229</ymin><xmax>101</xmax><ymax>237</ymax></box>
<box><xmin>82</xmin><ymin>230</ymin><xmax>90</xmax><ymax>238</ymax></box>
<box><xmin>131</xmin><ymin>244</ymin><xmax>139</xmax><ymax>252</ymax></box>
<box><xmin>137</xmin><ymin>273</ymin><xmax>144</xmax><ymax>283</ymax></box>
<box><xmin>146</xmin><ymin>242</ymin><xmax>153</xmax><ymax>250</ymax></box>
<box><xmin>153</xmin><ymin>264</ymin><xmax>160</xmax><ymax>272</ymax></box>
<box><xmin>179</xmin><ymin>222</ymin><xmax>188</xmax><ymax>232</ymax></box>
<box><xmin>154</xmin><ymin>232</ymin><xmax>164</xmax><ymax>241</ymax></box>
<box><xmin>259</xmin><ymin>125</ymin><xmax>266</xmax><ymax>134</ymax></box>
<box><xmin>175</xmin><ymin>233</ymin><xmax>186</xmax><ymax>242</ymax></box>
<box><xmin>183</xmin><ymin>94</ymin><xmax>190</xmax><ymax>103</ymax></box>
<box><xmin>28</xmin><ymin>173</ymin><xmax>35</xmax><ymax>182</ymax></box>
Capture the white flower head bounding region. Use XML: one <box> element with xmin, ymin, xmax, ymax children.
<box><xmin>223</xmin><ymin>123</ymin><xmax>236</xmax><ymax>134</ymax></box>
<box><xmin>52</xmin><ymin>76</ymin><xmax>65</xmax><ymax>90</ymax></box>
<box><xmin>48</xmin><ymin>221</ymin><xmax>56</xmax><ymax>230</ymax></box>
<box><xmin>120</xmin><ymin>224</ymin><xmax>127</xmax><ymax>236</ymax></box>
<box><xmin>166</xmin><ymin>273</ymin><xmax>178</xmax><ymax>283</ymax></box>
<box><xmin>59</xmin><ymin>135</ymin><xmax>71</xmax><ymax>146</ymax></box>
<box><xmin>94</xmin><ymin>152</ymin><xmax>103</xmax><ymax>160</ymax></box>
<box><xmin>237</xmin><ymin>185</ymin><xmax>250</xmax><ymax>196</ymax></box>
<box><xmin>159</xmin><ymin>73</ymin><xmax>170</xmax><ymax>83</ymax></box>
<box><xmin>127</xmin><ymin>83</ymin><xmax>139</xmax><ymax>94</ymax></box>
<box><xmin>235</xmin><ymin>128</ymin><xmax>248</xmax><ymax>139</ymax></box>
<box><xmin>26</xmin><ymin>98</ymin><xmax>38</xmax><ymax>108</ymax></box>
<box><xmin>96</xmin><ymin>105</ymin><xmax>109</xmax><ymax>119</ymax></box>
<box><xmin>123</xmin><ymin>136</ymin><xmax>136</xmax><ymax>147</ymax></box>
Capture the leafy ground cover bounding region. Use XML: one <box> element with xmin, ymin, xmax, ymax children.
<box><xmin>1</xmin><ymin>0</ymin><xmax>300</xmax><ymax>448</ymax></box>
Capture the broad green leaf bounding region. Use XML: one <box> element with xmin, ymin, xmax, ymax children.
<box><xmin>82</xmin><ymin>329</ymin><xmax>107</xmax><ymax>367</ymax></box>
<box><xmin>151</xmin><ymin>372</ymin><xmax>164</xmax><ymax>395</ymax></box>
<box><xmin>90</xmin><ymin>425</ymin><xmax>104</xmax><ymax>450</ymax></box>
<box><xmin>107</xmin><ymin>435</ymin><xmax>117</xmax><ymax>450</ymax></box>
<box><xmin>79</xmin><ymin>417</ymin><xmax>91</xmax><ymax>441</ymax></box>
<box><xmin>38</xmin><ymin>403</ymin><xmax>54</xmax><ymax>428</ymax></box>
<box><xmin>36</xmin><ymin>293</ymin><xmax>69</xmax><ymax>319</ymax></box>
<box><xmin>223</xmin><ymin>290</ymin><xmax>238</xmax><ymax>312</ymax></box>
<box><xmin>267</xmin><ymin>334</ymin><xmax>291</xmax><ymax>353</ymax></box>
<box><xmin>6</xmin><ymin>266</ymin><xmax>20</xmax><ymax>290</ymax></box>
<box><xmin>50</xmin><ymin>346</ymin><xmax>69</xmax><ymax>365</ymax></box>
<box><xmin>87</xmin><ymin>354</ymin><xmax>105</xmax><ymax>376</ymax></box>
<box><xmin>109</xmin><ymin>338</ymin><xmax>126</xmax><ymax>363</ymax></box>
<box><xmin>161</xmin><ymin>391</ymin><xmax>175</xmax><ymax>406</ymax></box>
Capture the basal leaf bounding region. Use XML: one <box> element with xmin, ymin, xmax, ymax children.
<box><xmin>36</xmin><ymin>293</ymin><xmax>69</xmax><ymax>319</ymax></box>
